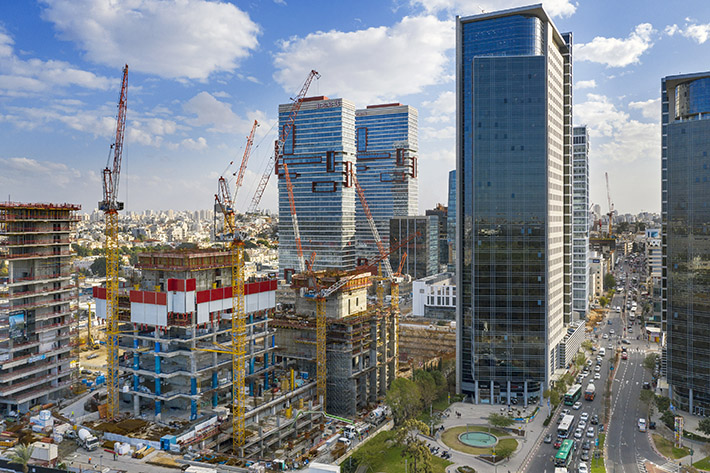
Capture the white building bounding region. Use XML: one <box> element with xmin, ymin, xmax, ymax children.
<box><xmin>646</xmin><ymin>228</ymin><xmax>662</xmax><ymax>287</ymax></box>
<box><xmin>572</xmin><ymin>126</ymin><xmax>590</xmax><ymax>322</ymax></box>
<box><xmin>412</xmin><ymin>272</ymin><xmax>455</xmax><ymax>318</ymax></box>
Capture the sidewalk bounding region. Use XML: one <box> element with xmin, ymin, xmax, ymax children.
<box><xmin>429</xmin><ymin>400</ymin><xmax>550</xmax><ymax>473</ymax></box>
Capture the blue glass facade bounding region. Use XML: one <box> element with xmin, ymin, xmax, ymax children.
<box><xmin>456</xmin><ymin>6</ymin><xmax>572</xmax><ymax>404</ymax></box>
<box><xmin>448</xmin><ymin>169</ymin><xmax>456</xmax><ymax>270</ymax></box>
<box><xmin>572</xmin><ymin>126</ymin><xmax>589</xmax><ymax>320</ymax></box>
<box><xmin>277</xmin><ymin>97</ymin><xmax>357</xmax><ymax>277</ymax></box>
<box><xmin>389</xmin><ymin>216</ymin><xmax>439</xmax><ymax>280</ymax></box>
<box><xmin>355</xmin><ymin>104</ymin><xmax>418</xmax><ymax>262</ymax></box>
<box><xmin>663</xmin><ymin>72</ymin><xmax>710</xmax><ymax>415</ymax></box>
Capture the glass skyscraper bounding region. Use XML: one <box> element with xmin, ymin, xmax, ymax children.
<box><xmin>448</xmin><ymin>170</ymin><xmax>456</xmax><ymax>270</ymax></box>
<box><xmin>455</xmin><ymin>6</ymin><xmax>572</xmax><ymax>404</ymax></box>
<box><xmin>572</xmin><ymin>126</ymin><xmax>589</xmax><ymax>321</ymax></box>
<box><xmin>389</xmin><ymin>216</ymin><xmax>439</xmax><ymax>280</ymax></box>
<box><xmin>277</xmin><ymin>96</ymin><xmax>357</xmax><ymax>278</ymax></box>
<box><xmin>663</xmin><ymin>72</ymin><xmax>710</xmax><ymax>416</ymax></box>
<box><xmin>355</xmin><ymin>104</ymin><xmax>418</xmax><ymax>262</ymax></box>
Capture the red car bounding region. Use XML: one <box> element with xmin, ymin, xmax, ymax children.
<box><xmin>554</xmin><ymin>439</ymin><xmax>563</xmax><ymax>449</ymax></box>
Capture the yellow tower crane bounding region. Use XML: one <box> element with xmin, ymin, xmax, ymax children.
<box><xmin>98</xmin><ymin>64</ymin><xmax>128</xmax><ymax>421</ymax></box>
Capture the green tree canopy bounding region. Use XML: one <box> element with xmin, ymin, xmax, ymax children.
<box><xmin>385</xmin><ymin>378</ymin><xmax>422</xmax><ymax>425</ymax></box>
<box><xmin>395</xmin><ymin>420</ymin><xmax>433</xmax><ymax>473</ymax></box>
<box><xmin>698</xmin><ymin>418</ymin><xmax>710</xmax><ymax>436</ymax></box>
<box><xmin>655</xmin><ymin>396</ymin><xmax>671</xmax><ymax>412</ymax></box>
<box><xmin>413</xmin><ymin>370</ymin><xmax>438</xmax><ymax>409</ymax></box>
<box><xmin>604</xmin><ymin>273</ymin><xmax>616</xmax><ymax>290</ymax></box>
<box><xmin>90</xmin><ymin>257</ymin><xmax>107</xmax><ymax>277</ymax></box>
<box><xmin>7</xmin><ymin>443</ymin><xmax>34</xmax><ymax>473</ymax></box>
<box><xmin>643</xmin><ymin>353</ymin><xmax>659</xmax><ymax>372</ymax></box>
<box><xmin>488</xmin><ymin>413</ymin><xmax>515</xmax><ymax>429</ymax></box>
<box><xmin>494</xmin><ymin>442</ymin><xmax>516</xmax><ymax>460</ymax></box>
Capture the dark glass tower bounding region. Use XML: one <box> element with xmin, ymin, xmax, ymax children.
<box><xmin>456</xmin><ymin>5</ymin><xmax>572</xmax><ymax>404</ymax></box>
<box><xmin>663</xmin><ymin>72</ymin><xmax>710</xmax><ymax>415</ymax></box>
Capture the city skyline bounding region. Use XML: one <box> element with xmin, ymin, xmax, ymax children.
<box><xmin>2</xmin><ymin>0</ymin><xmax>710</xmax><ymax>214</ymax></box>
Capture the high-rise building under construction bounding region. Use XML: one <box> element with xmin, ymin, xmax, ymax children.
<box><xmin>0</xmin><ymin>202</ymin><xmax>80</xmax><ymax>414</ymax></box>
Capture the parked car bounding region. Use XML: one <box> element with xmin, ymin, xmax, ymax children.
<box><xmin>544</xmin><ymin>434</ymin><xmax>552</xmax><ymax>444</ymax></box>
<box><xmin>579</xmin><ymin>462</ymin><xmax>589</xmax><ymax>473</ymax></box>
<box><xmin>591</xmin><ymin>415</ymin><xmax>599</xmax><ymax>425</ymax></box>
<box><xmin>587</xmin><ymin>427</ymin><xmax>595</xmax><ymax>437</ymax></box>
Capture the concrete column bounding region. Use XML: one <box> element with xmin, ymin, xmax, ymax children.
<box><xmin>155</xmin><ymin>328</ymin><xmax>161</xmax><ymax>419</ymax></box>
<box><xmin>524</xmin><ymin>381</ymin><xmax>528</xmax><ymax>407</ymax></box>
<box><xmin>474</xmin><ymin>380</ymin><xmax>479</xmax><ymax>404</ymax></box>
<box><xmin>190</xmin><ymin>378</ymin><xmax>197</xmax><ymax>420</ymax></box>
<box><xmin>133</xmin><ymin>394</ymin><xmax>139</xmax><ymax>417</ymax></box>
<box><xmin>490</xmin><ymin>380</ymin><xmax>494</xmax><ymax>404</ymax></box>
<box><xmin>212</xmin><ymin>371</ymin><xmax>218</xmax><ymax>407</ymax></box>
<box><xmin>507</xmin><ymin>380</ymin><xmax>511</xmax><ymax>405</ymax></box>
<box><xmin>690</xmin><ymin>388</ymin><xmax>694</xmax><ymax>414</ymax></box>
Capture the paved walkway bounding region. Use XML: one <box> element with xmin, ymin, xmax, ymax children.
<box><xmin>424</xmin><ymin>400</ymin><xmax>550</xmax><ymax>473</ymax></box>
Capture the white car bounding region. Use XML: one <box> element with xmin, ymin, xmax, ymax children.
<box><xmin>579</xmin><ymin>420</ymin><xmax>587</xmax><ymax>430</ymax></box>
<box><xmin>579</xmin><ymin>462</ymin><xmax>589</xmax><ymax>473</ymax></box>
<box><xmin>595</xmin><ymin>365</ymin><xmax>601</xmax><ymax>372</ymax></box>
<box><xmin>573</xmin><ymin>401</ymin><xmax>583</xmax><ymax>410</ymax></box>
<box><xmin>603</xmin><ymin>333</ymin><xmax>609</xmax><ymax>339</ymax></box>
<box><xmin>580</xmin><ymin>412</ymin><xmax>589</xmax><ymax>422</ymax></box>
<box><xmin>587</xmin><ymin>427</ymin><xmax>595</xmax><ymax>437</ymax></box>
<box><xmin>574</xmin><ymin>428</ymin><xmax>584</xmax><ymax>439</ymax></box>
<box><xmin>594</xmin><ymin>372</ymin><xmax>601</xmax><ymax>380</ymax></box>
<box><xmin>610</xmin><ymin>329</ymin><xmax>615</xmax><ymax>334</ymax></box>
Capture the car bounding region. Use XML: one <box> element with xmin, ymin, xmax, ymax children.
<box><xmin>587</xmin><ymin>427</ymin><xmax>595</xmax><ymax>437</ymax></box>
<box><xmin>579</xmin><ymin>420</ymin><xmax>587</xmax><ymax>430</ymax></box>
<box><xmin>562</xmin><ymin>408</ymin><xmax>571</xmax><ymax>415</ymax></box>
<box><xmin>582</xmin><ymin>439</ymin><xmax>591</xmax><ymax>451</ymax></box>
<box><xmin>579</xmin><ymin>462</ymin><xmax>589</xmax><ymax>473</ymax></box>
<box><xmin>608</xmin><ymin>344</ymin><xmax>613</xmax><ymax>350</ymax></box>
<box><xmin>622</xmin><ymin>339</ymin><xmax>631</xmax><ymax>344</ymax></box>
<box><xmin>610</xmin><ymin>329</ymin><xmax>615</xmax><ymax>334</ymax></box>
<box><xmin>574</xmin><ymin>428</ymin><xmax>583</xmax><ymax>439</ymax></box>
<box><xmin>580</xmin><ymin>412</ymin><xmax>589</xmax><ymax>421</ymax></box>
<box><xmin>554</xmin><ymin>439</ymin><xmax>563</xmax><ymax>449</ymax></box>
<box><xmin>591</xmin><ymin>415</ymin><xmax>599</xmax><ymax>425</ymax></box>
<box><xmin>573</xmin><ymin>401</ymin><xmax>582</xmax><ymax>410</ymax></box>
<box><xmin>594</xmin><ymin>373</ymin><xmax>601</xmax><ymax>380</ymax></box>
<box><xmin>544</xmin><ymin>434</ymin><xmax>552</xmax><ymax>444</ymax></box>
<box><xmin>602</xmin><ymin>333</ymin><xmax>609</xmax><ymax>339</ymax></box>
<box><xmin>580</xmin><ymin>449</ymin><xmax>590</xmax><ymax>461</ymax></box>
<box><xmin>649</xmin><ymin>421</ymin><xmax>657</xmax><ymax>430</ymax></box>
<box><xmin>595</xmin><ymin>365</ymin><xmax>601</xmax><ymax>372</ymax></box>
<box><xmin>629</xmin><ymin>328</ymin><xmax>634</xmax><ymax>334</ymax></box>
<box><xmin>643</xmin><ymin>382</ymin><xmax>651</xmax><ymax>389</ymax></box>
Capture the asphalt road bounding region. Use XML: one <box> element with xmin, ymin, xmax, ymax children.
<box><xmin>525</xmin><ymin>322</ymin><xmax>614</xmax><ymax>472</ymax></box>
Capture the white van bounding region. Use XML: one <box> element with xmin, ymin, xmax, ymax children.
<box><xmin>599</xmin><ymin>348</ymin><xmax>606</xmax><ymax>357</ymax></box>
<box><xmin>638</xmin><ymin>418</ymin><xmax>647</xmax><ymax>432</ymax></box>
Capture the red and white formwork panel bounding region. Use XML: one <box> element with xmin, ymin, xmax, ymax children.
<box><xmin>92</xmin><ymin>279</ymin><xmax>276</xmax><ymax>328</ymax></box>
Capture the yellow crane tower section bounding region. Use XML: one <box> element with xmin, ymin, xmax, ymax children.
<box><xmin>98</xmin><ymin>65</ymin><xmax>128</xmax><ymax>421</ymax></box>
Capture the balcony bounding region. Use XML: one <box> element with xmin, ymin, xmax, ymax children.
<box><xmin>8</xmin><ymin>273</ymin><xmax>73</xmax><ymax>285</ymax></box>
<box><xmin>3</xmin><ymin>238</ymin><xmax>72</xmax><ymax>247</ymax></box>
<box><xmin>4</xmin><ymin>250</ymin><xmax>71</xmax><ymax>260</ymax></box>
<box><xmin>8</xmin><ymin>284</ymin><xmax>77</xmax><ymax>299</ymax></box>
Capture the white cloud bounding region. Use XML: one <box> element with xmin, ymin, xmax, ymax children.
<box><xmin>40</xmin><ymin>0</ymin><xmax>260</xmax><ymax>80</ymax></box>
<box><xmin>421</xmin><ymin>125</ymin><xmax>454</xmax><ymax>141</ymax></box>
<box><xmin>629</xmin><ymin>98</ymin><xmax>660</xmax><ymax>121</ymax></box>
<box><xmin>575</xmin><ymin>80</ymin><xmax>597</xmax><ymax>90</ymax></box>
<box><xmin>576</xmin><ymin>23</ymin><xmax>655</xmax><ymax>67</ymax></box>
<box><xmin>665</xmin><ymin>21</ymin><xmax>710</xmax><ymax>44</ymax></box>
<box><xmin>575</xmin><ymin>93</ymin><xmax>659</xmax><ymax>164</ymax></box>
<box><xmin>421</xmin><ymin>91</ymin><xmax>455</xmax><ymax>124</ymax></box>
<box><xmin>181</xmin><ymin>136</ymin><xmax>208</xmax><ymax>151</ymax></box>
<box><xmin>273</xmin><ymin>16</ymin><xmax>454</xmax><ymax>105</ymax></box>
<box><xmin>0</xmin><ymin>29</ymin><xmax>113</xmax><ymax>97</ymax></box>
<box><xmin>409</xmin><ymin>0</ymin><xmax>576</xmax><ymax>18</ymax></box>
<box><xmin>0</xmin><ymin>156</ymin><xmax>86</xmax><ymax>189</ymax></box>
<box><xmin>183</xmin><ymin>91</ymin><xmax>266</xmax><ymax>135</ymax></box>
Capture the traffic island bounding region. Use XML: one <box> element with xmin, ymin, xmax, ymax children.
<box><xmin>441</xmin><ymin>426</ymin><xmax>518</xmax><ymax>457</ymax></box>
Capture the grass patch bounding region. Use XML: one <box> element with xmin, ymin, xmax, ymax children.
<box><xmin>651</xmin><ymin>434</ymin><xmax>690</xmax><ymax>459</ymax></box>
<box><xmin>350</xmin><ymin>431</ymin><xmax>452</xmax><ymax>473</ymax></box>
<box><xmin>589</xmin><ymin>433</ymin><xmax>606</xmax><ymax>473</ymax></box>
<box><xmin>440</xmin><ymin>426</ymin><xmax>517</xmax><ymax>455</ymax></box>
<box><xmin>693</xmin><ymin>456</ymin><xmax>710</xmax><ymax>471</ymax></box>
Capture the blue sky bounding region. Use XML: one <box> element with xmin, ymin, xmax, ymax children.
<box><xmin>1</xmin><ymin>0</ymin><xmax>709</xmax><ymax>215</ymax></box>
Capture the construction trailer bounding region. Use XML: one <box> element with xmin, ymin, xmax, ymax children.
<box><xmin>0</xmin><ymin>202</ymin><xmax>80</xmax><ymax>414</ymax></box>
<box><xmin>92</xmin><ymin>249</ymin><xmax>323</xmax><ymax>459</ymax></box>
<box><xmin>273</xmin><ymin>269</ymin><xmax>398</xmax><ymax>416</ymax></box>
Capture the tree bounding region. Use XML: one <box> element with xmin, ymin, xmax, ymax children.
<box><xmin>655</xmin><ymin>396</ymin><xmax>671</xmax><ymax>412</ymax></box>
<box><xmin>640</xmin><ymin>389</ymin><xmax>655</xmax><ymax>418</ymax></box>
<box><xmin>660</xmin><ymin>410</ymin><xmax>676</xmax><ymax>430</ymax></box>
<box><xmin>488</xmin><ymin>413</ymin><xmax>515</xmax><ymax>431</ymax></box>
<box><xmin>698</xmin><ymin>418</ymin><xmax>710</xmax><ymax>436</ymax></box>
<box><xmin>396</xmin><ymin>420</ymin><xmax>433</xmax><ymax>473</ymax></box>
<box><xmin>494</xmin><ymin>442</ymin><xmax>516</xmax><ymax>461</ymax></box>
<box><xmin>643</xmin><ymin>353</ymin><xmax>659</xmax><ymax>372</ymax></box>
<box><xmin>413</xmin><ymin>370</ymin><xmax>438</xmax><ymax>409</ymax></box>
<box><xmin>386</xmin><ymin>378</ymin><xmax>422</xmax><ymax>425</ymax></box>
<box><xmin>599</xmin><ymin>296</ymin><xmax>609</xmax><ymax>308</ymax></box>
<box><xmin>543</xmin><ymin>389</ymin><xmax>561</xmax><ymax>407</ymax></box>
<box><xmin>604</xmin><ymin>273</ymin><xmax>616</xmax><ymax>290</ymax></box>
<box><xmin>574</xmin><ymin>352</ymin><xmax>586</xmax><ymax>369</ymax></box>
<box><xmin>7</xmin><ymin>443</ymin><xmax>34</xmax><ymax>473</ymax></box>
<box><xmin>0</xmin><ymin>261</ymin><xmax>7</xmax><ymax>278</ymax></box>
<box><xmin>90</xmin><ymin>257</ymin><xmax>107</xmax><ymax>277</ymax></box>
<box><xmin>582</xmin><ymin>340</ymin><xmax>594</xmax><ymax>351</ymax></box>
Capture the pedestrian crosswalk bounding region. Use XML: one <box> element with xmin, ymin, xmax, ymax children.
<box><xmin>636</xmin><ymin>454</ymin><xmax>648</xmax><ymax>472</ymax></box>
<box><xmin>657</xmin><ymin>461</ymin><xmax>681</xmax><ymax>472</ymax></box>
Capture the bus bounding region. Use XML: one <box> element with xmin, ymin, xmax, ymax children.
<box><xmin>557</xmin><ymin>414</ymin><xmax>575</xmax><ymax>439</ymax></box>
<box><xmin>555</xmin><ymin>439</ymin><xmax>576</xmax><ymax>467</ymax></box>
<box><xmin>564</xmin><ymin>384</ymin><xmax>583</xmax><ymax>405</ymax></box>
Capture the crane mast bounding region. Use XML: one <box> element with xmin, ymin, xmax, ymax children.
<box><xmin>247</xmin><ymin>70</ymin><xmax>320</xmax><ymax>215</ymax></box>
<box><xmin>605</xmin><ymin>172</ymin><xmax>614</xmax><ymax>236</ymax></box>
<box><xmin>98</xmin><ymin>64</ymin><xmax>128</xmax><ymax>421</ymax></box>
<box><xmin>233</xmin><ymin>120</ymin><xmax>259</xmax><ymax>203</ymax></box>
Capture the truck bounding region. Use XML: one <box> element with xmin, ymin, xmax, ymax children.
<box><xmin>76</xmin><ymin>428</ymin><xmax>100</xmax><ymax>451</ymax></box>
<box><xmin>584</xmin><ymin>383</ymin><xmax>596</xmax><ymax>401</ymax></box>
<box><xmin>368</xmin><ymin>406</ymin><xmax>388</xmax><ymax>425</ymax></box>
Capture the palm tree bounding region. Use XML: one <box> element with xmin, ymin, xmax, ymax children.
<box><xmin>7</xmin><ymin>443</ymin><xmax>34</xmax><ymax>473</ymax></box>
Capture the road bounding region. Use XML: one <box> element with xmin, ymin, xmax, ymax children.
<box><xmin>524</xmin><ymin>321</ymin><xmax>614</xmax><ymax>473</ymax></box>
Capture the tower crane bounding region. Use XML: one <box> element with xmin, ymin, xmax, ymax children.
<box><xmin>605</xmin><ymin>172</ymin><xmax>614</xmax><ymax>237</ymax></box>
<box><xmin>206</xmin><ymin>71</ymin><xmax>318</xmax><ymax>454</ymax></box>
<box><xmin>98</xmin><ymin>64</ymin><xmax>128</xmax><ymax>421</ymax></box>
<box><xmin>247</xmin><ymin>70</ymin><xmax>320</xmax><ymax>215</ymax></box>
<box><xmin>306</xmin><ymin>231</ymin><xmax>420</xmax><ymax>408</ymax></box>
